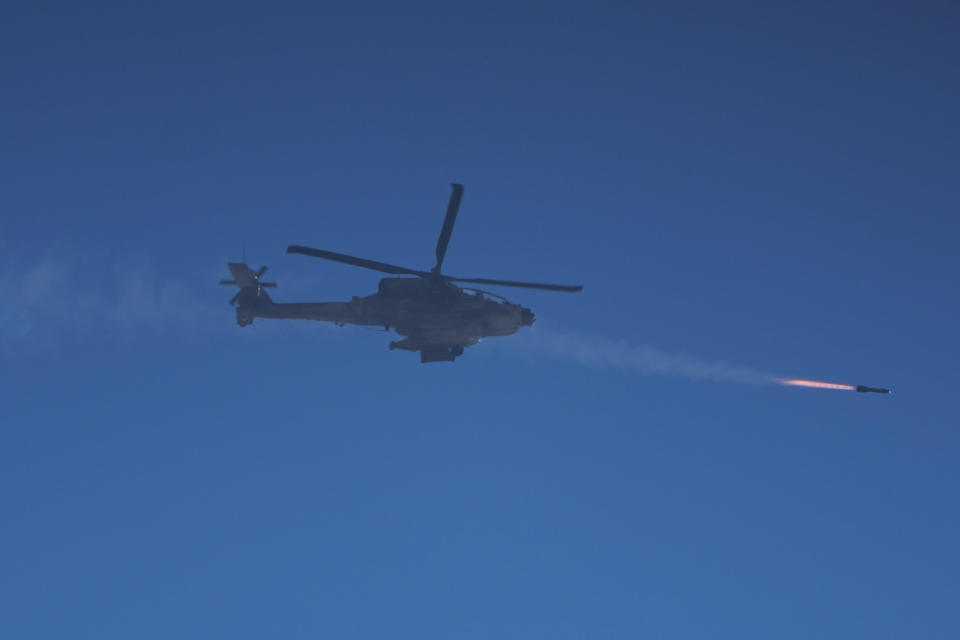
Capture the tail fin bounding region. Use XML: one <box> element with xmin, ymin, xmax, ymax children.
<box><xmin>220</xmin><ymin>263</ymin><xmax>276</xmax><ymax>306</ymax></box>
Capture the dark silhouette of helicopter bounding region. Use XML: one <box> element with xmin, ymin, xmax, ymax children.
<box><xmin>220</xmin><ymin>184</ymin><xmax>582</xmax><ymax>362</ymax></box>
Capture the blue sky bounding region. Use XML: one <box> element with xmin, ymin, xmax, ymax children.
<box><xmin>2</xmin><ymin>2</ymin><xmax>958</xmax><ymax>638</ymax></box>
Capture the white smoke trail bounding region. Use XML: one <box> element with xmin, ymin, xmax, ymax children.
<box><xmin>522</xmin><ymin>329</ymin><xmax>777</xmax><ymax>385</ymax></box>
<box><xmin>0</xmin><ymin>253</ymin><xmax>221</xmax><ymax>344</ymax></box>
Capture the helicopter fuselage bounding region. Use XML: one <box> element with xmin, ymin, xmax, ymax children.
<box><xmin>236</xmin><ymin>276</ymin><xmax>535</xmax><ymax>362</ymax></box>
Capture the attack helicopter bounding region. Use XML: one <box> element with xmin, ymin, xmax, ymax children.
<box><xmin>220</xmin><ymin>184</ymin><xmax>582</xmax><ymax>363</ymax></box>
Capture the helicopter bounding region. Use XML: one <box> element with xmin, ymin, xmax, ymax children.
<box><xmin>220</xmin><ymin>184</ymin><xmax>582</xmax><ymax>363</ymax></box>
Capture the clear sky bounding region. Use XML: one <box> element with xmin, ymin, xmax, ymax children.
<box><xmin>2</xmin><ymin>2</ymin><xmax>958</xmax><ymax>638</ymax></box>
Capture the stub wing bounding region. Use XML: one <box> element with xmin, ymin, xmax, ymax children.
<box><xmin>389</xmin><ymin>337</ymin><xmax>475</xmax><ymax>363</ymax></box>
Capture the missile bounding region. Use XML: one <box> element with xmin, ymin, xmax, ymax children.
<box><xmin>855</xmin><ymin>385</ymin><xmax>891</xmax><ymax>394</ymax></box>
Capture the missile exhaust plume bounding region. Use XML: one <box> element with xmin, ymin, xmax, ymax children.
<box><xmin>776</xmin><ymin>378</ymin><xmax>856</xmax><ymax>391</ymax></box>
<box><xmin>519</xmin><ymin>330</ymin><xmax>890</xmax><ymax>394</ymax></box>
<box><xmin>521</xmin><ymin>330</ymin><xmax>774</xmax><ymax>384</ymax></box>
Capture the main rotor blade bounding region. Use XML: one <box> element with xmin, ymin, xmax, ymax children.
<box><xmin>434</xmin><ymin>183</ymin><xmax>464</xmax><ymax>273</ymax></box>
<box><xmin>287</xmin><ymin>245</ymin><xmax>429</xmax><ymax>277</ymax></box>
<box><xmin>448</xmin><ymin>276</ymin><xmax>583</xmax><ymax>293</ymax></box>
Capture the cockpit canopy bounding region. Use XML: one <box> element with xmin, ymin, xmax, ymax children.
<box><xmin>460</xmin><ymin>287</ymin><xmax>512</xmax><ymax>304</ymax></box>
<box><xmin>377</xmin><ymin>277</ymin><xmax>516</xmax><ymax>305</ymax></box>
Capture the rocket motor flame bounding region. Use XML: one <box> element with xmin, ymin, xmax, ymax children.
<box><xmin>776</xmin><ymin>378</ymin><xmax>856</xmax><ymax>391</ymax></box>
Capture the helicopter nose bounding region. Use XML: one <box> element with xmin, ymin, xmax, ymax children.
<box><xmin>521</xmin><ymin>308</ymin><xmax>535</xmax><ymax>326</ymax></box>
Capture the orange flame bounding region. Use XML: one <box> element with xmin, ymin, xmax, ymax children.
<box><xmin>777</xmin><ymin>378</ymin><xmax>855</xmax><ymax>391</ymax></box>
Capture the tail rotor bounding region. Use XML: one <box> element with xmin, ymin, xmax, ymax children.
<box><xmin>220</xmin><ymin>263</ymin><xmax>277</xmax><ymax>305</ymax></box>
